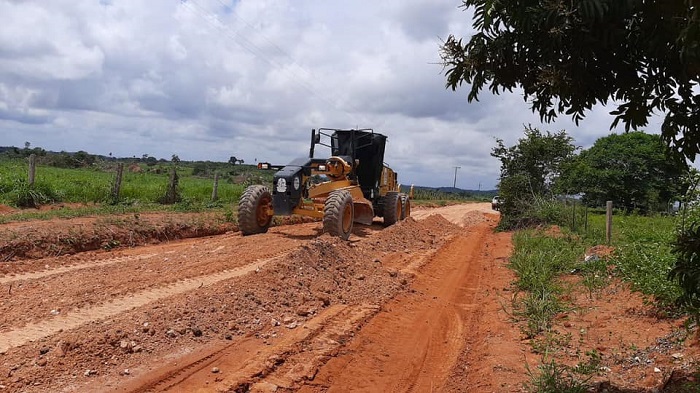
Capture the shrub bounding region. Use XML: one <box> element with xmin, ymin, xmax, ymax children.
<box><xmin>8</xmin><ymin>179</ymin><xmax>62</xmax><ymax>208</ymax></box>
<box><xmin>668</xmin><ymin>224</ymin><xmax>700</xmax><ymax>309</ymax></box>
<box><xmin>669</xmin><ymin>171</ymin><xmax>700</xmax><ymax>312</ymax></box>
<box><xmin>498</xmin><ymin>196</ymin><xmax>574</xmax><ymax>230</ymax></box>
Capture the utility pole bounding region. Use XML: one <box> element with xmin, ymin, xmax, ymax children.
<box><xmin>453</xmin><ymin>166</ymin><xmax>461</xmax><ymax>188</ymax></box>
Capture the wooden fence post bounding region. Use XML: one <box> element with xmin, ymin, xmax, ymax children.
<box><xmin>111</xmin><ymin>163</ymin><xmax>124</xmax><ymax>202</ymax></box>
<box><xmin>28</xmin><ymin>154</ymin><xmax>36</xmax><ymax>186</ymax></box>
<box><xmin>163</xmin><ymin>166</ymin><xmax>179</xmax><ymax>204</ymax></box>
<box><xmin>606</xmin><ymin>201</ymin><xmax>613</xmax><ymax>244</ymax></box>
<box><xmin>211</xmin><ymin>173</ymin><xmax>219</xmax><ymax>202</ymax></box>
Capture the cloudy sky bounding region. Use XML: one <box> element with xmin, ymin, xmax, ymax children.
<box><xmin>0</xmin><ymin>0</ymin><xmax>663</xmax><ymax>189</ymax></box>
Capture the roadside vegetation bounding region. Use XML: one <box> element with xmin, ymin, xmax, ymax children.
<box><xmin>510</xmin><ymin>205</ymin><xmax>687</xmax><ymax>391</ymax></box>
<box><xmin>492</xmin><ymin>127</ymin><xmax>699</xmax><ymax>391</ymax></box>
<box><xmin>0</xmin><ymin>145</ymin><xmax>274</xmax><ymax>221</ymax></box>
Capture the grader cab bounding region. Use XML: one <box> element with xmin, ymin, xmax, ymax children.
<box><xmin>238</xmin><ymin>128</ymin><xmax>411</xmax><ymax>239</ymax></box>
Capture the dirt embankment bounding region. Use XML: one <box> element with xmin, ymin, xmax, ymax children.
<box><xmin>0</xmin><ymin>210</ymin><xmax>317</xmax><ymax>262</ymax></box>
<box><xmin>0</xmin><ymin>203</ymin><xmax>698</xmax><ymax>392</ymax></box>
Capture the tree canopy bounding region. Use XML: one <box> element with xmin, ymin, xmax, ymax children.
<box><xmin>492</xmin><ymin>126</ymin><xmax>577</xmax><ymax>227</ymax></box>
<box><xmin>558</xmin><ymin>132</ymin><xmax>689</xmax><ymax>212</ymax></box>
<box><xmin>441</xmin><ymin>0</ymin><xmax>700</xmax><ymax>160</ymax></box>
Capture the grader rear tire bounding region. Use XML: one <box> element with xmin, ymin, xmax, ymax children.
<box><xmin>323</xmin><ymin>190</ymin><xmax>354</xmax><ymax>240</ymax></box>
<box><xmin>400</xmin><ymin>193</ymin><xmax>410</xmax><ymax>220</ymax></box>
<box><xmin>383</xmin><ymin>191</ymin><xmax>402</xmax><ymax>227</ymax></box>
<box><xmin>238</xmin><ymin>185</ymin><xmax>273</xmax><ymax>235</ymax></box>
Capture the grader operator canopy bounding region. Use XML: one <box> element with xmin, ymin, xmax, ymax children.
<box><xmin>320</xmin><ymin>128</ymin><xmax>387</xmax><ymax>200</ymax></box>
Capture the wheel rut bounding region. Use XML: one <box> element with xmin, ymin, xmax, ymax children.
<box><xmin>300</xmin><ymin>222</ymin><xmax>493</xmax><ymax>393</ymax></box>
<box><xmin>0</xmin><ymin>233</ymin><xmax>304</xmax><ymax>332</ymax></box>
<box><xmin>0</xmin><ymin>254</ymin><xmax>286</xmax><ymax>354</ymax></box>
<box><xmin>121</xmin><ymin>304</ymin><xmax>381</xmax><ymax>393</ymax></box>
<box><xmin>0</xmin><ymin>254</ymin><xmax>158</xmax><ymax>284</ymax></box>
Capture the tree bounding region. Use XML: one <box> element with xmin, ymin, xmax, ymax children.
<box><xmin>492</xmin><ymin>126</ymin><xmax>578</xmax><ymax>228</ymax></box>
<box><xmin>73</xmin><ymin>150</ymin><xmax>96</xmax><ymax>167</ymax></box>
<box><xmin>229</xmin><ymin>156</ymin><xmax>238</xmax><ymax>165</ymax></box>
<box><xmin>441</xmin><ymin>1</ymin><xmax>700</xmax><ymax>160</ymax></box>
<box><xmin>48</xmin><ymin>150</ymin><xmax>94</xmax><ymax>168</ymax></box>
<box><xmin>559</xmin><ymin>132</ymin><xmax>689</xmax><ymax>212</ymax></box>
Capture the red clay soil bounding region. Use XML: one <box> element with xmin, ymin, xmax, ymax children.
<box><xmin>0</xmin><ymin>203</ymin><xmax>698</xmax><ymax>392</ymax></box>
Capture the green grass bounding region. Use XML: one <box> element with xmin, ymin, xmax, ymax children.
<box><xmin>508</xmin><ymin>201</ymin><xmax>689</xmax><ymax>390</ymax></box>
<box><xmin>0</xmin><ymin>161</ymin><xmax>109</xmax><ymax>203</ymax></box>
<box><xmin>0</xmin><ymin>203</ymin><xmax>237</xmax><ymax>224</ymax></box>
<box><xmin>525</xmin><ymin>352</ymin><xmax>600</xmax><ymax>393</ymax></box>
<box><xmin>511</xmin><ymin>231</ymin><xmax>585</xmax><ymax>292</ymax></box>
<box><xmin>543</xmin><ymin>203</ymin><xmax>681</xmax><ymax>307</ymax></box>
<box><xmin>0</xmin><ymin>158</ymin><xmax>248</xmax><ymax>210</ymax></box>
<box><xmin>585</xmin><ymin>213</ymin><xmax>681</xmax><ymax>306</ymax></box>
<box><xmin>525</xmin><ymin>361</ymin><xmax>588</xmax><ymax>393</ymax></box>
<box><xmin>509</xmin><ymin>229</ymin><xmax>588</xmax><ymax>338</ymax></box>
<box><xmin>409</xmin><ymin>187</ymin><xmax>491</xmax><ymax>201</ymax></box>
<box><xmin>510</xmin><ymin>204</ymin><xmax>685</xmax><ymax>319</ymax></box>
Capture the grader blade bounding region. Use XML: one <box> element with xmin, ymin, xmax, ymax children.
<box><xmin>353</xmin><ymin>199</ymin><xmax>374</xmax><ymax>225</ymax></box>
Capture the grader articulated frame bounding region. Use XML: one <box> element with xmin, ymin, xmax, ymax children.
<box><xmin>238</xmin><ymin>128</ymin><xmax>410</xmax><ymax>239</ymax></box>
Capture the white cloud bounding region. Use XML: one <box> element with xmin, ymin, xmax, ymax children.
<box><xmin>0</xmin><ymin>1</ymin><xmax>104</xmax><ymax>80</ymax></box>
<box><xmin>0</xmin><ymin>0</ymin><xmax>649</xmax><ymax>189</ymax></box>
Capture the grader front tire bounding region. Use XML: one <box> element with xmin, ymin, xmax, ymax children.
<box><xmin>238</xmin><ymin>185</ymin><xmax>273</xmax><ymax>235</ymax></box>
<box><xmin>323</xmin><ymin>190</ymin><xmax>354</xmax><ymax>240</ymax></box>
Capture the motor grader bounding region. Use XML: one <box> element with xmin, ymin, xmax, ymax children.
<box><xmin>238</xmin><ymin>128</ymin><xmax>411</xmax><ymax>239</ymax></box>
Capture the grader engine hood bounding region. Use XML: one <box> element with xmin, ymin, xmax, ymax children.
<box><xmin>271</xmin><ymin>157</ymin><xmax>310</xmax><ymax>215</ymax></box>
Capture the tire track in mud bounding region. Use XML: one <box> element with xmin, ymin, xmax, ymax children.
<box><xmin>0</xmin><ymin>234</ymin><xmax>305</xmax><ymax>332</ymax></box>
<box><xmin>0</xmin><ymin>253</ymin><xmax>288</xmax><ymax>354</ymax></box>
<box><xmin>301</xmin><ymin>222</ymin><xmax>493</xmax><ymax>393</ymax></box>
<box><xmin>122</xmin><ymin>304</ymin><xmax>381</xmax><ymax>393</ymax></box>
<box><xmin>242</xmin><ymin>304</ymin><xmax>381</xmax><ymax>392</ymax></box>
<box><xmin>0</xmin><ymin>254</ymin><xmax>158</xmax><ymax>284</ymax></box>
<box><xmin>121</xmin><ymin>218</ymin><xmax>495</xmax><ymax>393</ymax></box>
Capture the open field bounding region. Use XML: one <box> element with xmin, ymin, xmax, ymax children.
<box><xmin>0</xmin><ymin>158</ymin><xmax>252</xmax><ymax>209</ymax></box>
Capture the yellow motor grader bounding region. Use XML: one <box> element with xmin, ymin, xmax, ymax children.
<box><xmin>238</xmin><ymin>128</ymin><xmax>411</xmax><ymax>239</ymax></box>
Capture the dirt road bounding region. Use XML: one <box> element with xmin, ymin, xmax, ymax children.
<box><xmin>0</xmin><ymin>202</ymin><xmax>521</xmax><ymax>392</ymax></box>
<box><xmin>3</xmin><ymin>201</ymin><xmax>699</xmax><ymax>392</ymax></box>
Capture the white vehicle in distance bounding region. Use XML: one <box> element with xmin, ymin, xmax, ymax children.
<box><xmin>491</xmin><ymin>196</ymin><xmax>502</xmax><ymax>211</ymax></box>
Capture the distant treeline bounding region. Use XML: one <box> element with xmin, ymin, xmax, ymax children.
<box><xmin>406</xmin><ymin>186</ymin><xmax>496</xmax><ymax>201</ymax></box>
<box><xmin>0</xmin><ymin>146</ymin><xmax>246</xmax><ymax>176</ymax></box>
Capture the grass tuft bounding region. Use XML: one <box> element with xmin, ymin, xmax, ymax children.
<box><xmin>509</xmin><ymin>230</ymin><xmax>586</xmax><ymax>337</ymax></box>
